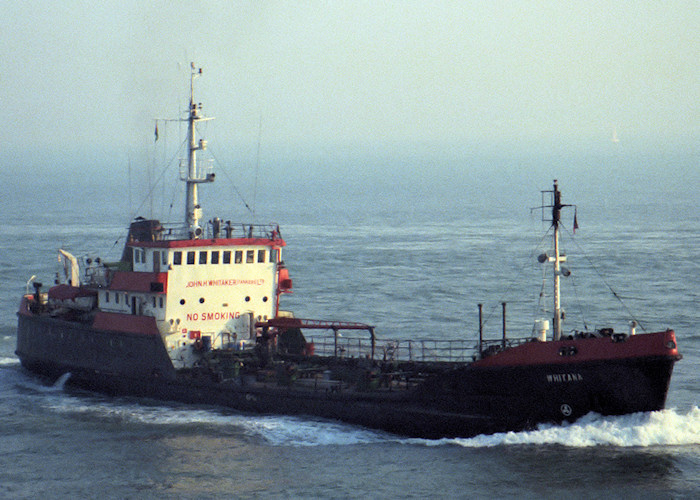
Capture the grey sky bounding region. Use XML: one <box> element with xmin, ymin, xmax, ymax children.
<box><xmin>2</xmin><ymin>1</ymin><xmax>697</xmax><ymax>173</ymax></box>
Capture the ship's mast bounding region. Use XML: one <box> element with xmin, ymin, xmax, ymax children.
<box><xmin>551</xmin><ymin>179</ymin><xmax>566</xmax><ymax>341</ymax></box>
<box><xmin>184</xmin><ymin>63</ymin><xmax>214</xmax><ymax>238</ymax></box>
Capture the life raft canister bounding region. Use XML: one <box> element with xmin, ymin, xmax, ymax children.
<box><xmin>278</xmin><ymin>268</ymin><xmax>292</xmax><ymax>291</ymax></box>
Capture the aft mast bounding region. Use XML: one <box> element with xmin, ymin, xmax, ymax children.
<box><xmin>184</xmin><ymin>63</ymin><xmax>214</xmax><ymax>238</ymax></box>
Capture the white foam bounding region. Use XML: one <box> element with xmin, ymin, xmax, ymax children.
<box><xmin>42</xmin><ymin>396</ymin><xmax>385</xmax><ymax>446</ymax></box>
<box><xmin>243</xmin><ymin>416</ymin><xmax>384</xmax><ymax>446</ymax></box>
<box><xmin>14</xmin><ymin>371</ymin><xmax>72</xmax><ymax>394</ymax></box>
<box><xmin>0</xmin><ymin>357</ymin><xmax>19</xmax><ymax>366</ymax></box>
<box><xmin>52</xmin><ymin>372</ymin><xmax>71</xmax><ymax>389</ymax></box>
<box><xmin>430</xmin><ymin>408</ymin><xmax>700</xmax><ymax>448</ymax></box>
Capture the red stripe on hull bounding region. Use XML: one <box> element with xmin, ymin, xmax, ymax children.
<box><xmin>473</xmin><ymin>330</ymin><xmax>679</xmax><ymax>368</ymax></box>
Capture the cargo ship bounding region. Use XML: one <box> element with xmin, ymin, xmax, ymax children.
<box><xmin>16</xmin><ymin>65</ymin><xmax>681</xmax><ymax>438</ymax></box>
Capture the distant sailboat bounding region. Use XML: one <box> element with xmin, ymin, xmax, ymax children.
<box><xmin>612</xmin><ymin>128</ymin><xmax>620</xmax><ymax>143</ymax></box>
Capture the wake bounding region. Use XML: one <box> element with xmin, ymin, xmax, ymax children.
<box><xmin>442</xmin><ymin>408</ymin><xmax>700</xmax><ymax>448</ymax></box>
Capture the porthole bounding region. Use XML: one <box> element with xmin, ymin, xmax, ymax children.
<box><xmin>180</xmin><ymin>299</ymin><xmax>186</xmax><ymax>305</ymax></box>
<box><xmin>199</xmin><ymin>297</ymin><xmax>205</xmax><ymax>304</ymax></box>
<box><xmin>262</xmin><ymin>296</ymin><xmax>268</xmax><ymax>302</ymax></box>
<box><xmin>245</xmin><ymin>296</ymin><xmax>250</xmax><ymax>302</ymax></box>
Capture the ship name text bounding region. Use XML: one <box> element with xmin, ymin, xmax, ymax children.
<box><xmin>546</xmin><ymin>373</ymin><xmax>583</xmax><ymax>383</ymax></box>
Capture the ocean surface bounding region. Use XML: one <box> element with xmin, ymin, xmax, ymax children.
<box><xmin>1</xmin><ymin>152</ymin><xmax>698</xmax><ymax>498</ymax></box>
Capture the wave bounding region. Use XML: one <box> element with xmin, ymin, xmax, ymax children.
<box><xmin>4</xmin><ymin>368</ymin><xmax>383</xmax><ymax>446</ymax></box>
<box><xmin>7</xmin><ymin>370</ymin><xmax>71</xmax><ymax>395</ymax></box>
<box><xmin>42</xmin><ymin>397</ymin><xmax>700</xmax><ymax>448</ymax></box>
<box><xmin>42</xmin><ymin>395</ymin><xmax>385</xmax><ymax>446</ymax></box>
<box><xmin>241</xmin><ymin>416</ymin><xmax>385</xmax><ymax>446</ymax></box>
<box><xmin>421</xmin><ymin>408</ymin><xmax>700</xmax><ymax>448</ymax></box>
<box><xmin>0</xmin><ymin>357</ymin><xmax>19</xmax><ymax>366</ymax></box>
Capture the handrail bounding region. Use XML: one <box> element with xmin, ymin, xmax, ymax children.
<box><xmin>140</xmin><ymin>222</ymin><xmax>282</xmax><ymax>242</ymax></box>
<box><xmin>303</xmin><ymin>335</ymin><xmax>480</xmax><ymax>363</ymax></box>
<box><xmin>258</xmin><ymin>317</ymin><xmax>376</xmax><ymax>359</ymax></box>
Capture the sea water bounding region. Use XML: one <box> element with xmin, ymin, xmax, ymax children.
<box><xmin>0</xmin><ymin>152</ymin><xmax>698</xmax><ymax>498</ymax></box>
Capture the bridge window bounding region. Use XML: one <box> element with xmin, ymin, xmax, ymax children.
<box><xmin>270</xmin><ymin>249</ymin><xmax>278</xmax><ymax>263</ymax></box>
<box><xmin>199</xmin><ymin>251</ymin><xmax>207</xmax><ymax>264</ymax></box>
<box><xmin>246</xmin><ymin>250</ymin><xmax>254</xmax><ymax>263</ymax></box>
<box><xmin>173</xmin><ymin>251</ymin><xmax>182</xmax><ymax>265</ymax></box>
<box><xmin>211</xmin><ymin>251</ymin><xmax>219</xmax><ymax>264</ymax></box>
<box><xmin>162</xmin><ymin>251</ymin><xmax>168</xmax><ymax>265</ymax></box>
<box><xmin>187</xmin><ymin>251</ymin><xmax>195</xmax><ymax>265</ymax></box>
<box><xmin>105</xmin><ymin>292</ymin><xmax>110</xmax><ymax>303</ymax></box>
<box><xmin>258</xmin><ymin>250</ymin><xmax>266</xmax><ymax>263</ymax></box>
<box><xmin>235</xmin><ymin>250</ymin><xmax>243</xmax><ymax>263</ymax></box>
<box><xmin>223</xmin><ymin>251</ymin><xmax>231</xmax><ymax>264</ymax></box>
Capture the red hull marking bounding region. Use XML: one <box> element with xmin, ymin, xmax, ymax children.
<box><xmin>473</xmin><ymin>330</ymin><xmax>679</xmax><ymax>367</ymax></box>
<box><xmin>109</xmin><ymin>272</ymin><xmax>168</xmax><ymax>293</ymax></box>
<box><xmin>93</xmin><ymin>311</ymin><xmax>160</xmax><ymax>335</ymax></box>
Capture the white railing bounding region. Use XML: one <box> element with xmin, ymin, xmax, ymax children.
<box><xmin>304</xmin><ymin>335</ymin><xmax>478</xmax><ymax>363</ymax></box>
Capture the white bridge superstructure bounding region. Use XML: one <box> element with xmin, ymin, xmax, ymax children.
<box><xmin>86</xmin><ymin>64</ymin><xmax>292</xmax><ymax>368</ymax></box>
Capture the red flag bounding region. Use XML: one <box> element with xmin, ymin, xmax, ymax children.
<box><xmin>573</xmin><ymin>208</ymin><xmax>579</xmax><ymax>234</ymax></box>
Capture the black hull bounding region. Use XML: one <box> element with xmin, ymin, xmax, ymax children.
<box><xmin>16</xmin><ymin>315</ymin><xmax>678</xmax><ymax>439</ymax></box>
